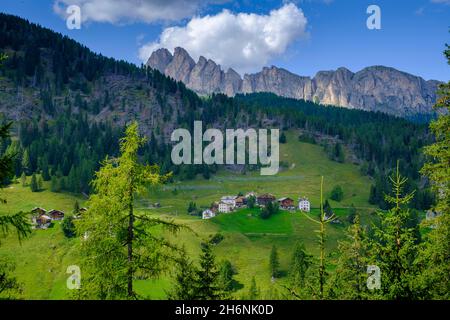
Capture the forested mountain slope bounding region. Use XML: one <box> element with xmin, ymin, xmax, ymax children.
<box><xmin>0</xmin><ymin>13</ymin><xmax>434</xmax><ymax>209</ymax></box>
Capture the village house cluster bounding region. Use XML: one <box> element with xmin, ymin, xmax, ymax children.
<box><xmin>30</xmin><ymin>206</ymin><xmax>87</xmax><ymax>229</ymax></box>
<box><xmin>202</xmin><ymin>193</ymin><xmax>311</xmax><ymax>219</ymax></box>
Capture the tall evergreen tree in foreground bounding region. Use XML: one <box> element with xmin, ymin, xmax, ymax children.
<box><xmin>418</xmin><ymin>44</ymin><xmax>450</xmax><ymax>299</ymax></box>
<box><xmin>77</xmin><ymin>122</ymin><xmax>181</xmax><ymax>299</ymax></box>
<box><xmin>329</xmin><ymin>215</ymin><xmax>372</xmax><ymax>300</ymax></box>
<box><xmin>194</xmin><ymin>242</ymin><xmax>224</xmax><ymax>300</ymax></box>
<box><xmin>371</xmin><ymin>162</ymin><xmax>419</xmax><ymax>299</ymax></box>
<box><xmin>300</xmin><ymin>177</ymin><xmax>336</xmax><ymax>299</ymax></box>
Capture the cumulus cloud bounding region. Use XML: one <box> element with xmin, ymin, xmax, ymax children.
<box><xmin>139</xmin><ymin>3</ymin><xmax>308</xmax><ymax>74</ymax></box>
<box><xmin>53</xmin><ymin>0</ymin><xmax>210</xmax><ymax>24</ymax></box>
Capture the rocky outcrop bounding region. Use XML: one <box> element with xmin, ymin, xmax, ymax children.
<box><xmin>146</xmin><ymin>47</ymin><xmax>441</xmax><ymax>117</ymax></box>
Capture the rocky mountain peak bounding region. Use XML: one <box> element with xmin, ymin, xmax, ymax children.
<box><xmin>147</xmin><ymin>48</ymin><xmax>172</xmax><ymax>73</ymax></box>
<box><xmin>146</xmin><ymin>47</ymin><xmax>441</xmax><ymax>117</ymax></box>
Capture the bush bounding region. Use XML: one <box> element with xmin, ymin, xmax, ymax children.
<box><xmin>209</xmin><ymin>233</ymin><xmax>224</xmax><ymax>245</ymax></box>
<box><xmin>260</xmin><ymin>201</ymin><xmax>279</xmax><ymax>219</ymax></box>
<box><xmin>330</xmin><ymin>185</ymin><xmax>344</xmax><ymax>202</ymax></box>
<box><xmin>247</xmin><ymin>195</ymin><xmax>256</xmax><ymax>209</ymax></box>
<box><xmin>61</xmin><ymin>216</ymin><xmax>76</xmax><ymax>238</ymax></box>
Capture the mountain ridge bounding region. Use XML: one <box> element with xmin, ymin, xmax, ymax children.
<box><xmin>147</xmin><ymin>47</ymin><xmax>441</xmax><ymax>117</ymax></box>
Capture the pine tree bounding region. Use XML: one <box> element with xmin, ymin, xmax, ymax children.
<box><xmin>269</xmin><ymin>245</ymin><xmax>280</xmax><ymax>278</ymax></box>
<box><xmin>194</xmin><ymin>242</ymin><xmax>224</xmax><ymax>300</ymax></box>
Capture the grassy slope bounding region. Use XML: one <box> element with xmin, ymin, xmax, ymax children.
<box><xmin>0</xmin><ymin>131</ymin><xmax>375</xmax><ymax>299</ymax></box>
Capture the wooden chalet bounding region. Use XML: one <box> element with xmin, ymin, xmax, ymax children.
<box><xmin>277</xmin><ymin>197</ymin><xmax>294</xmax><ymax>210</ymax></box>
<box><xmin>48</xmin><ymin>209</ymin><xmax>65</xmax><ymax>220</ymax></box>
<box><xmin>257</xmin><ymin>193</ymin><xmax>276</xmax><ymax>206</ymax></box>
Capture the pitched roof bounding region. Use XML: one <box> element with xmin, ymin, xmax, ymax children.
<box><xmin>278</xmin><ymin>197</ymin><xmax>293</xmax><ymax>202</ymax></box>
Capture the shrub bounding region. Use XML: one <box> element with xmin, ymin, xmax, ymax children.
<box><xmin>330</xmin><ymin>185</ymin><xmax>344</xmax><ymax>202</ymax></box>
<box><xmin>61</xmin><ymin>216</ymin><xmax>76</xmax><ymax>238</ymax></box>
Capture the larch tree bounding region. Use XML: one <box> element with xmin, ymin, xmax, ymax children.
<box><xmin>77</xmin><ymin>122</ymin><xmax>181</xmax><ymax>299</ymax></box>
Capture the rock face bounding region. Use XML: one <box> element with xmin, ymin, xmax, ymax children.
<box><xmin>146</xmin><ymin>47</ymin><xmax>441</xmax><ymax>117</ymax></box>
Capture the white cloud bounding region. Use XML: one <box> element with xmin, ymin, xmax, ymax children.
<box><xmin>53</xmin><ymin>0</ymin><xmax>210</xmax><ymax>24</ymax></box>
<box><xmin>430</xmin><ymin>0</ymin><xmax>450</xmax><ymax>4</ymax></box>
<box><xmin>139</xmin><ymin>3</ymin><xmax>308</xmax><ymax>74</ymax></box>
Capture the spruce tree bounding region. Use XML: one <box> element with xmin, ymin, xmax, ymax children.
<box><xmin>167</xmin><ymin>246</ymin><xmax>197</xmax><ymax>300</ymax></box>
<box><xmin>371</xmin><ymin>162</ymin><xmax>419</xmax><ymax>299</ymax></box>
<box><xmin>218</xmin><ymin>260</ymin><xmax>236</xmax><ymax>292</ymax></box>
<box><xmin>20</xmin><ymin>172</ymin><xmax>26</xmax><ymax>187</ymax></box>
<box><xmin>194</xmin><ymin>242</ymin><xmax>224</xmax><ymax>300</ymax></box>
<box><xmin>37</xmin><ymin>175</ymin><xmax>43</xmax><ymax>191</ymax></box>
<box><xmin>246</xmin><ymin>276</ymin><xmax>260</xmax><ymax>299</ymax></box>
<box><xmin>30</xmin><ymin>173</ymin><xmax>38</xmax><ymax>192</ymax></box>
<box><xmin>288</xmin><ymin>242</ymin><xmax>312</xmax><ymax>296</ymax></box>
<box><xmin>269</xmin><ymin>245</ymin><xmax>280</xmax><ymax>278</ymax></box>
<box><xmin>73</xmin><ymin>200</ymin><xmax>80</xmax><ymax>215</ymax></box>
<box><xmin>50</xmin><ymin>175</ymin><xmax>59</xmax><ymax>192</ymax></box>
<box><xmin>21</xmin><ymin>149</ymin><xmax>30</xmax><ymax>174</ymax></box>
<box><xmin>330</xmin><ymin>215</ymin><xmax>372</xmax><ymax>299</ymax></box>
<box><xmin>418</xmin><ymin>44</ymin><xmax>450</xmax><ymax>299</ymax></box>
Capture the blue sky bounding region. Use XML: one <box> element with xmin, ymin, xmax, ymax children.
<box><xmin>1</xmin><ymin>0</ymin><xmax>449</xmax><ymax>80</ymax></box>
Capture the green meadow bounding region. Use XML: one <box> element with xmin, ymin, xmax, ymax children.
<box><xmin>0</xmin><ymin>132</ymin><xmax>376</xmax><ymax>299</ymax></box>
